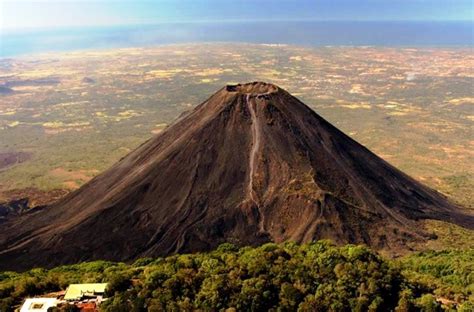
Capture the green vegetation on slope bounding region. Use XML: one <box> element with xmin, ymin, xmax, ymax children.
<box><xmin>1</xmin><ymin>242</ymin><xmax>473</xmax><ymax>311</ymax></box>
<box><xmin>398</xmin><ymin>249</ymin><xmax>474</xmax><ymax>306</ymax></box>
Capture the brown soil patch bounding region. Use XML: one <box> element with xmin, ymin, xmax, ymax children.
<box><xmin>49</xmin><ymin>167</ymin><xmax>99</xmax><ymax>182</ymax></box>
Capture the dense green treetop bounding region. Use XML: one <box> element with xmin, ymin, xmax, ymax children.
<box><xmin>1</xmin><ymin>242</ymin><xmax>472</xmax><ymax>311</ymax></box>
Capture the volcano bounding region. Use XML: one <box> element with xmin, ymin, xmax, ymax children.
<box><xmin>0</xmin><ymin>82</ymin><xmax>471</xmax><ymax>271</ymax></box>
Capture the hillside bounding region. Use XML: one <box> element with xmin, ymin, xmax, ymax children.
<box><xmin>0</xmin><ymin>82</ymin><xmax>472</xmax><ymax>271</ymax></box>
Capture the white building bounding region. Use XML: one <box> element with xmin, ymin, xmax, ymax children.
<box><xmin>20</xmin><ymin>298</ymin><xmax>58</xmax><ymax>312</ymax></box>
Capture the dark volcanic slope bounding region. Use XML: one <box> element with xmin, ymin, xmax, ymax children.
<box><xmin>0</xmin><ymin>82</ymin><xmax>471</xmax><ymax>271</ymax></box>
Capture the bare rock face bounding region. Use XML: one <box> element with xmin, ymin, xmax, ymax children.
<box><xmin>0</xmin><ymin>82</ymin><xmax>471</xmax><ymax>271</ymax></box>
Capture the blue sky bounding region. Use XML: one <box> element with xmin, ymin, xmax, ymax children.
<box><xmin>2</xmin><ymin>0</ymin><xmax>473</xmax><ymax>30</ymax></box>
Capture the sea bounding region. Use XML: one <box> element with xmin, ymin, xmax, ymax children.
<box><xmin>1</xmin><ymin>21</ymin><xmax>473</xmax><ymax>58</ymax></box>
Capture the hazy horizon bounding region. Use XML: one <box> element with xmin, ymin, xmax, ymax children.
<box><xmin>1</xmin><ymin>0</ymin><xmax>472</xmax><ymax>57</ymax></box>
<box><xmin>2</xmin><ymin>0</ymin><xmax>472</xmax><ymax>31</ymax></box>
<box><xmin>2</xmin><ymin>20</ymin><xmax>473</xmax><ymax>58</ymax></box>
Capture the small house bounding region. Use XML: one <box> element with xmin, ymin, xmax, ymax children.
<box><xmin>64</xmin><ymin>283</ymin><xmax>107</xmax><ymax>301</ymax></box>
<box><xmin>20</xmin><ymin>298</ymin><xmax>58</xmax><ymax>312</ymax></box>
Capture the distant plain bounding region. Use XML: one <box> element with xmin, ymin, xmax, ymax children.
<box><xmin>0</xmin><ymin>43</ymin><xmax>472</xmax><ymax>249</ymax></box>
